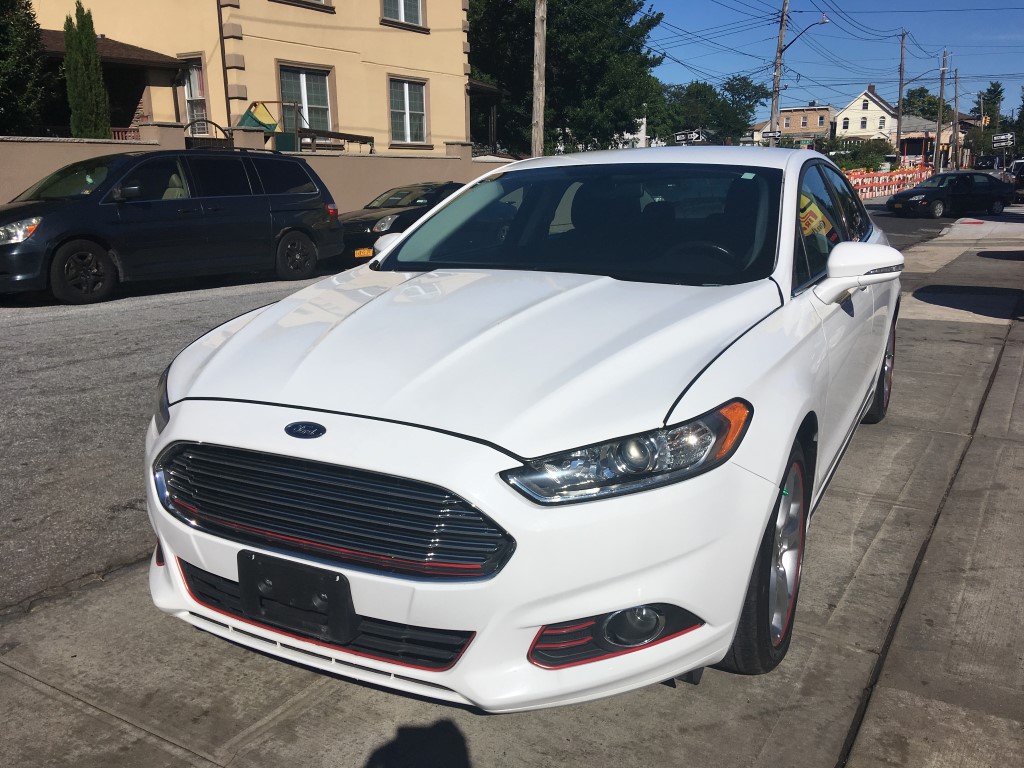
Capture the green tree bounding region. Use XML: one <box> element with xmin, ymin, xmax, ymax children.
<box><xmin>970</xmin><ymin>81</ymin><xmax>1005</xmax><ymax>130</ymax></box>
<box><xmin>63</xmin><ymin>1</ymin><xmax>110</xmax><ymax>139</ymax></box>
<box><xmin>469</xmin><ymin>0</ymin><xmax>663</xmax><ymax>155</ymax></box>
<box><xmin>902</xmin><ymin>86</ymin><xmax>951</xmax><ymax>122</ymax></box>
<box><xmin>645</xmin><ymin>76</ymin><xmax>770</xmax><ymax>146</ymax></box>
<box><xmin>0</xmin><ymin>0</ymin><xmax>48</xmax><ymax>135</ymax></box>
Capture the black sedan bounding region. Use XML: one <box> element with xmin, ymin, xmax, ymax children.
<box><xmin>339</xmin><ymin>181</ymin><xmax>463</xmax><ymax>259</ymax></box>
<box><xmin>886</xmin><ymin>171</ymin><xmax>1014</xmax><ymax>219</ymax></box>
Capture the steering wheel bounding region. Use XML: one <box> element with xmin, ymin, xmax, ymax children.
<box><xmin>677</xmin><ymin>240</ymin><xmax>741</xmax><ymax>269</ymax></box>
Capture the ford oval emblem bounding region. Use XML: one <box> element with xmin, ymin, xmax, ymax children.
<box><xmin>284</xmin><ymin>421</ymin><xmax>327</xmax><ymax>439</ymax></box>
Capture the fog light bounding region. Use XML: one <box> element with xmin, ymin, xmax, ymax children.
<box><xmin>602</xmin><ymin>605</ymin><xmax>666</xmax><ymax>648</ymax></box>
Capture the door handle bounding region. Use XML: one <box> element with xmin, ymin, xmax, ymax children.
<box><xmin>205</xmin><ymin>206</ymin><xmax>224</xmax><ymax>212</ymax></box>
<box><xmin>177</xmin><ymin>208</ymin><xmax>199</xmax><ymax>215</ymax></box>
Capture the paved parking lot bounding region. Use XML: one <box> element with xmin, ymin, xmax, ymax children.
<box><xmin>1</xmin><ymin>217</ymin><xmax>1022</xmax><ymax>767</ymax></box>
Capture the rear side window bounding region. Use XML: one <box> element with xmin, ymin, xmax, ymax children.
<box><xmin>188</xmin><ymin>157</ymin><xmax>253</xmax><ymax>197</ymax></box>
<box><xmin>820</xmin><ymin>164</ymin><xmax>870</xmax><ymax>242</ymax></box>
<box><xmin>120</xmin><ymin>158</ymin><xmax>188</xmax><ymax>202</ymax></box>
<box><xmin>252</xmin><ymin>158</ymin><xmax>317</xmax><ymax>195</ymax></box>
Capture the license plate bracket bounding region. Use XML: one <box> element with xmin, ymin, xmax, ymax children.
<box><xmin>237</xmin><ymin>551</ymin><xmax>359</xmax><ymax>645</ymax></box>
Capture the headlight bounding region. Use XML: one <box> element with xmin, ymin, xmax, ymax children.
<box><xmin>372</xmin><ymin>214</ymin><xmax>399</xmax><ymax>233</ymax></box>
<box><xmin>502</xmin><ymin>400</ymin><xmax>752</xmax><ymax>505</ymax></box>
<box><xmin>908</xmin><ymin>194</ymin><xmax>925</xmax><ymax>201</ymax></box>
<box><xmin>154</xmin><ymin>365</ymin><xmax>171</xmax><ymax>434</ymax></box>
<box><xmin>0</xmin><ymin>217</ymin><xmax>42</xmax><ymax>245</ymax></box>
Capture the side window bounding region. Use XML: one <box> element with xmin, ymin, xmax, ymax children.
<box><xmin>793</xmin><ymin>223</ymin><xmax>812</xmax><ymax>289</ymax></box>
<box><xmin>798</xmin><ymin>166</ymin><xmax>844</xmax><ymax>278</ymax></box>
<box><xmin>820</xmin><ymin>164</ymin><xmax>870</xmax><ymax>241</ymax></box>
<box><xmin>972</xmin><ymin>174</ymin><xmax>990</xmax><ymax>187</ymax></box>
<box><xmin>187</xmin><ymin>157</ymin><xmax>253</xmax><ymax>197</ymax></box>
<box><xmin>120</xmin><ymin>158</ymin><xmax>188</xmax><ymax>202</ymax></box>
<box><xmin>251</xmin><ymin>158</ymin><xmax>317</xmax><ymax>194</ymax></box>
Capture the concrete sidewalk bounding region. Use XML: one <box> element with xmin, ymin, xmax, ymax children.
<box><xmin>1</xmin><ymin>218</ymin><xmax>1022</xmax><ymax>767</ymax></box>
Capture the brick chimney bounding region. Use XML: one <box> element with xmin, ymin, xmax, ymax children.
<box><xmin>867</xmin><ymin>84</ymin><xmax>876</xmax><ymax>95</ymax></box>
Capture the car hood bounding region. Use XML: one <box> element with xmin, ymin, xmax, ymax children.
<box><xmin>0</xmin><ymin>198</ymin><xmax>69</xmax><ymax>221</ymax></box>
<box><xmin>171</xmin><ymin>268</ymin><xmax>780</xmax><ymax>458</ymax></box>
<box><xmin>891</xmin><ymin>187</ymin><xmax>935</xmax><ymax>199</ymax></box>
<box><xmin>338</xmin><ymin>206</ymin><xmax>419</xmax><ymax>226</ymax></box>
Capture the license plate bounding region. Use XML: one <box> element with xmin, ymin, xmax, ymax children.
<box><xmin>237</xmin><ymin>551</ymin><xmax>358</xmax><ymax>644</ymax></box>
<box><xmin>354</xmin><ymin>247</ymin><xmax>373</xmax><ymax>258</ymax></box>
<box><xmin>893</xmin><ymin>203</ymin><xmax>902</xmax><ymax>209</ymax></box>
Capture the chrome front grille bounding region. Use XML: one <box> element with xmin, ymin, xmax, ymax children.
<box><xmin>155</xmin><ymin>443</ymin><xmax>515</xmax><ymax>578</ymax></box>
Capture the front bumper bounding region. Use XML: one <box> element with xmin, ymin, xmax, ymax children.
<box><xmin>0</xmin><ymin>240</ymin><xmax>49</xmax><ymax>294</ymax></box>
<box><xmin>146</xmin><ymin>399</ymin><xmax>779</xmax><ymax>712</ymax></box>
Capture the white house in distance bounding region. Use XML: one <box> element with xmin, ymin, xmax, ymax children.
<box><xmin>835</xmin><ymin>84</ymin><xmax>896</xmax><ymax>141</ymax></box>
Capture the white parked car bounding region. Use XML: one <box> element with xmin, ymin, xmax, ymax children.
<box><xmin>146</xmin><ymin>147</ymin><xmax>902</xmax><ymax>712</ymax></box>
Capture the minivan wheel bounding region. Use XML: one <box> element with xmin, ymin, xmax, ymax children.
<box><xmin>49</xmin><ymin>240</ymin><xmax>118</xmax><ymax>304</ymax></box>
<box><xmin>276</xmin><ymin>231</ymin><xmax>317</xmax><ymax>280</ymax></box>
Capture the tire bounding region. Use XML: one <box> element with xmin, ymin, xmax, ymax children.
<box><xmin>989</xmin><ymin>199</ymin><xmax>1004</xmax><ymax>215</ymax></box>
<box><xmin>275</xmin><ymin>231</ymin><xmax>317</xmax><ymax>280</ymax></box>
<box><xmin>928</xmin><ymin>199</ymin><xmax>945</xmax><ymax>219</ymax></box>
<box><xmin>49</xmin><ymin>239</ymin><xmax>118</xmax><ymax>304</ymax></box>
<box><xmin>717</xmin><ymin>442</ymin><xmax>809</xmax><ymax>675</ymax></box>
<box><xmin>863</xmin><ymin>320</ymin><xmax>896</xmax><ymax>424</ymax></box>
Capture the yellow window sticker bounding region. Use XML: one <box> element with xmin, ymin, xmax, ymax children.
<box><xmin>799</xmin><ymin>193</ymin><xmax>834</xmax><ymax>238</ymax></box>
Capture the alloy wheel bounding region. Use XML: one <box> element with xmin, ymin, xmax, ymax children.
<box><xmin>285</xmin><ymin>238</ymin><xmax>312</xmax><ymax>273</ymax></box>
<box><xmin>769</xmin><ymin>462</ymin><xmax>805</xmax><ymax>647</ymax></box>
<box><xmin>64</xmin><ymin>250</ymin><xmax>107</xmax><ymax>295</ymax></box>
<box><xmin>882</xmin><ymin>327</ymin><xmax>895</xmax><ymax>410</ymax></box>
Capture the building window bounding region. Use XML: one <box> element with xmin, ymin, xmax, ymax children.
<box><xmin>390</xmin><ymin>78</ymin><xmax>426</xmax><ymax>143</ymax></box>
<box><xmin>818</xmin><ymin>115</ymin><xmax>825</xmax><ymax>127</ymax></box>
<box><xmin>784</xmin><ymin>117</ymin><xmax>790</xmax><ymax>128</ymax></box>
<box><xmin>183</xmin><ymin>60</ymin><xmax>208</xmax><ymax>136</ymax></box>
<box><xmin>842</xmin><ymin>117</ymin><xmax>849</xmax><ymax>130</ymax></box>
<box><xmin>879</xmin><ymin>116</ymin><xmax>886</xmax><ymax>129</ymax></box>
<box><xmin>862</xmin><ymin>99</ymin><xmax>869</xmax><ymax>110</ymax></box>
<box><xmin>383</xmin><ymin>0</ymin><xmax>421</xmax><ymax>26</ymax></box>
<box><xmin>860</xmin><ymin>117</ymin><xmax>867</xmax><ymax>130</ymax></box>
<box><xmin>280</xmin><ymin>66</ymin><xmax>331</xmax><ymax>135</ymax></box>
<box><xmin>801</xmin><ymin>116</ymin><xmax>808</xmax><ymax>127</ymax></box>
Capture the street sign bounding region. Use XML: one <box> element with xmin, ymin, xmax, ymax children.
<box><xmin>674</xmin><ymin>130</ymin><xmax>702</xmax><ymax>143</ymax></box>
<box><xmin>761</xmin><ymin>130</ymin><xmax>782</xmax><ymax>139</ymax></box>
<box><xmin>992</xmin><ymin>132</ymin><xmax>1015</xmax><ymax>148</ymax></box>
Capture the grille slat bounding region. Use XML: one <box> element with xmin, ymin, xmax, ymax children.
<box><xmin>156</xmin><ymin>443</ymin><xmax>515</xmax><ymax>578</ymax></box>
<box><xmin>180</xmin><ymin>560</ymin><xmax>472</xmax><ymax>670</ymax></box>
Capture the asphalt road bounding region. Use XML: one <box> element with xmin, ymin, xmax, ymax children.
<box><xmin>0</xmin><ymin>214</ymin><xmax>946</xmax><ymax>613</ymax></box>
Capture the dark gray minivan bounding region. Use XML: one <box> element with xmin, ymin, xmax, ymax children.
<box><xmin>0</xmin><ymin>149</ymin><xmax>344</xmax><ymax>304</ymax></box>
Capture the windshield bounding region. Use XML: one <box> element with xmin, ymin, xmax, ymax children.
<box><xmin>917</xmin><ymin>175</ymin><xmax>955</xmax><ymax>188</ymax></box>
<box><xmin>365</xmin><ymin>185</ymin><xmax>446</xmax><ymax>209</ymax></box>
<box><xmin>14</xmin><ymin>156</ymin><xmax>122</xmax><ymax>201</ymax></box>
<box><xmin>380</xmin><ymin>163</ymin><xmax>783</xmax><ymax>286</ymax></box>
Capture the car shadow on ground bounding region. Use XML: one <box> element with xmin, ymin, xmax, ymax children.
<box><xmin>911</xmin><ymin>284</ymin><xmax>1024</xmax><ymax>320</ymax></box>
<box><xmin>977</xmin><ymin>250</ymin><xmax>1024</xmax><ymax>261</ymax></box>
<box><xmin>0</xmin><ymin>259</ymin><xmax>352</xmax><ymax>309</ymax></box>
<box><xmin>363</xmin><ymin>719</ymin><xmax>472</xmax><ymax>768</ymax></box>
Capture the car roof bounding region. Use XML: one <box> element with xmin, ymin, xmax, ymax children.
<box><xmin>500</xmin><ymin>146</ymin><xmax>819</xmax><ymax>174</ymax></box>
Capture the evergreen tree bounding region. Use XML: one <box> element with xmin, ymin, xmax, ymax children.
<box><xmin>469</xmin><ymin>0</ymin><xmax>663</xmax><ymax>155</ymax></box>
<box><xmin>64</xmin><ymin>1</ymin><xmax>110</xmax><ymax>139</ymax></box>
<box><xmin>0</xmin><ymin>0</ymin><xmax>47</xmax><ymax>135</ymax></box>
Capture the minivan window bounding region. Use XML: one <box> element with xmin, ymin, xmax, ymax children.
<box><xmin>188</xmin><ymin>157</ymin><xmax>253</xmax><ymax>197</ymax></box>
<box><xmin>14</xmin><ymin>156</ymin><xmax>121</xmax><ymax>201</ymax></box>
<box><xmin>120</xmin><ymin>158</ymin><xmax>188</xmax><ymax>202</ymax></box>
<box><xmin>252</xmin><ymin>157</ymin><xmax>317</xmax><ymax>194</ymax></box>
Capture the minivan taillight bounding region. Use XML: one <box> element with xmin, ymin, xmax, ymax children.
<box><xmin>326</xmin><ymin>203</ymin><xmax>339</xmax><ymax>219</ymax></box>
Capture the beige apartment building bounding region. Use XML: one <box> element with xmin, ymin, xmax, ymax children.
<box><xmin>32</xmin><ymin>0</ymin><xmax>471</xmax><ymax>154</ymax></box>
<box><xmin>777</xmin><ymin>102</ymin><xmax>835</xmax><ymax>147</ymax></box>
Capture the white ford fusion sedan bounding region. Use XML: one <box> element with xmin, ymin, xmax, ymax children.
<box><xmin>146</xmin><ymin>147</ymin><xmax>902</xmax><ymax>712</ymax></box>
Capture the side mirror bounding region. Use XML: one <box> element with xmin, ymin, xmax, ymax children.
<box><xmin>112</xmin><ymin>184</ymin><xmax>141</xmax><ymax>202</ymax></box>
<box><xmin>813</xmin><ymin>242</ymin><xmax>903</xmax><ymax>305</ymax></box>
<box><xmin>368</xmin><ymin>231</ymin><xmax>403</xmax><ymax>269</ymax></box>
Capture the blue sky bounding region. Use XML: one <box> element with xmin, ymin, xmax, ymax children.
<box><xmin>646</xmin><ymin>0</ymin><xmax>1024</xmax><ymax>123</ymax></box>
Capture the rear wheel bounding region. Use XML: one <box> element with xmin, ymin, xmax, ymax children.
<box><xmin>275</xmin><ymin>231</ymin><xmax>317</xmax><ymax>280</ymax></box>
<box><xmin>989</xmin><ymin>199</ymin><xmax>1005</xmax><ymax>215</ymax></box>
<box><xmin>863</xmin><ymin>321</ymin><xmax>896</xmax><ymax>424</ymax></box>
<box><xmin>49</xmin><ymin>240</ymin><xmax>118</xmax><ymax>304</ymax></box>
<box><xmin>717</xmin><ymin>442</ymin><xmax>808</xmax><ymax>675</ymax></box>
<box><xmin>928</xmin><ymin>199</ymin><xmax>945</xmax><ymax>219</ymax></box>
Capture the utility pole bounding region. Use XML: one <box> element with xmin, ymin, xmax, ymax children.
<box><xmin>896</xmin><ymin>30</ymin><xmax>906</xmax><ymax>165</ymax></box>
<box><xmin>933</xmin><ymin>50</ymin><xmax>947</xmax><ymax>171</ymax></box>
<box><xmin>952</xmin><ymin>68</ymin><xmax>959</xmax><ymax>169</ymax></box>
<box><xmin>531</xmin><ymin>0</ymin><xmax>547</xmax><ymax>157</ymax></box>
<box><xmin>769</xmin><ymin>0</ymin><xmax>790</xmax><ymax>148</ymax></box>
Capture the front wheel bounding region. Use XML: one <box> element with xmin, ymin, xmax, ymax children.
<box><xmin>863</xmin><ymin>321</ymin><xmax>896</xmax><ymax>424</ymax></box>
<box><xmin>717</xmin><ymin>442</ymin><xmax>809</xmax><ymax>675</ymax></box>
<box><xmin>929</xmin><ymin>199</ymin><xmax>945</xmax><ymax>219</ymax></box>
<box><xmin>49</xmin><ymin>240</ymin><xmax>119</xmax><ymax>304</ymax></box>
<box><xmin>275</xmin><ymin>231</ymin><xmax>317</xmax><ymax>280</ymax></box>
